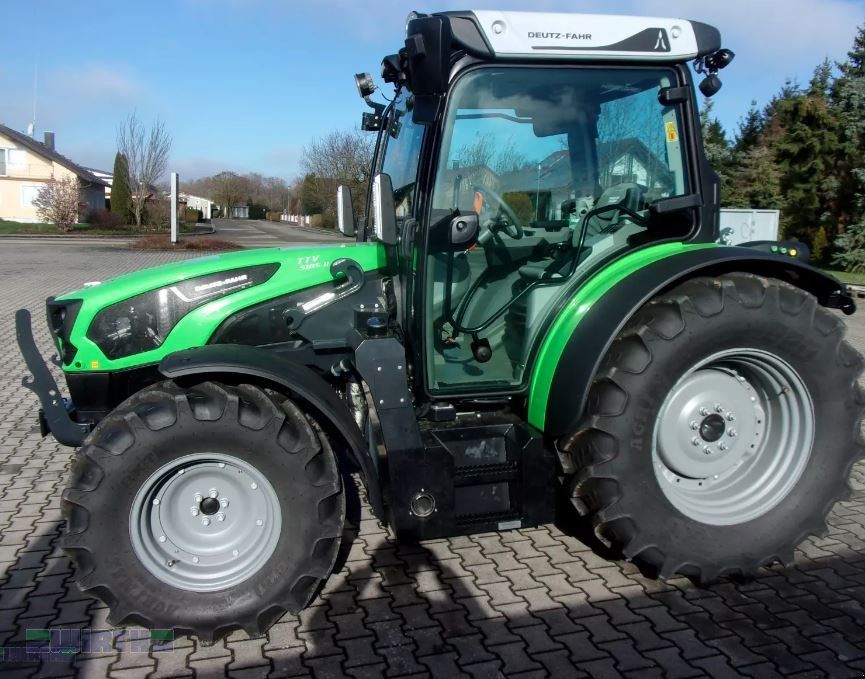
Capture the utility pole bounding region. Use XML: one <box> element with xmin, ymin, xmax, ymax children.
<box><xmin>170</xmin><ymin>172</ymin><xmax>179</xmax><ymax>244</ymax></box>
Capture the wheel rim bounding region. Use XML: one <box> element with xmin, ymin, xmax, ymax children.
<box><xmin>129</xmin><ymin>453</ymin><xmax>282</xmax><ymax>592</ymax></box>
<box><xmin>653</xmin><ymin>348</ymin><xmax>814</xmax><ymax>526</ymax></box>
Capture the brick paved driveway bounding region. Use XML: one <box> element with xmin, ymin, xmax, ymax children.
<box><xmin>1</xmin><ymin>241</ymin><xmax>864</xmax><ymax>678</ymax></box>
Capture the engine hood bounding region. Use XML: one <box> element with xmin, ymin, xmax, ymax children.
<box><xmin>55</xmin><ymin>243</ymin><xmax>387</xmax><ymax>372</ymax></box>
<box><xmin>58</xmin><ymin>243</ymin><xmax>385</xmax><ymax>305</ymax></box>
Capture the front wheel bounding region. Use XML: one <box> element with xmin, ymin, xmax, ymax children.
<box><xmin>61</xmin><ymin>381</ymin><xmax>345</xmax><ymax>642</ymax></box>
<box><xmin>560</xmin><ymin>273</ymin><xmax>865</xmax><ymax>583</ymax></box>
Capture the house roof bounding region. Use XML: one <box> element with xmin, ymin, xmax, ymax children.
<box><xmin>0</xmin><ymin>124</ymin><xmax>108</xmax><ymax>187</ymax></box>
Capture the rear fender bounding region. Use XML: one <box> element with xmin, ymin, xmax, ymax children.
<box><xmin>158</xmin><ymin>344</ymin><xmax>383</xmax><ymax>517</ymax></box>
<box><xmin>528</xmin><ymin>245</ymin><xmax>854</xmax><ymax>437</ymax></box>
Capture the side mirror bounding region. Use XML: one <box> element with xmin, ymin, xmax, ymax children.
<box><xmin>336</xmin><ymin>185</ymin><xmax>355</xmax><ymax>237</ymax></box>
<box><xmin>448</xmin><ymin>212</ymin><xmax>479</xmax><ymax>248</ymax></box>
<box><xmin>371</xmin><ymin>173</ymin><xmax>398</xmax><ymax>245</ymax></box>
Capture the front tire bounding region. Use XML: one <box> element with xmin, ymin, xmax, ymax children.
<box><xmin>560</xmin><ymin>273</ymin><xmax>865</xmax><ymax>583</ymax></box>
<box><xmin>61</xmin><ymin>381</ymin><xmax>345</xmax><ymax>642</ymax></box>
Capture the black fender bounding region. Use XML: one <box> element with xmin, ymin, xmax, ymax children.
<box><xmin>542</xmin><ymin>246</ymin><xmax>855</xmax><ymax>437</ymax></box>
<box><xmin>158</xmin><ymin>344</ymin><xmax>383</xmax><ymax>517</ymax></box>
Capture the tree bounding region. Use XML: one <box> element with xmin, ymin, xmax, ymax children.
<box><xmin>110</xmin><ymin>152</ymin><xmax>131</xmax><ymax>223</ymax></box>
<box><xmin>831</xmin><ymin>25</ymin><xmax>865</xmax><ymax>270</ymax></box>
<box><xmin>33</xmin><ymin>176</ymin><xmax>80</xmax><ymax>232</ymax></box>
<box><xmin>117</xmin><ymin>112</ymin><xmax>172</xmax><ymax>228</ymax></box>
<box><xmin>300</xmin><ymin>129</ymin><xmax>374</xmax><ymax>226</ymax></box>
<box><xmin>700</xmin><ymin>98</ymin><xmax>732</xmax><ymax>191</ymax></box>
<box><xmin>210</xmin><ymin>172</ymin><xmax>250</xmax><ymax>218</ymax></box>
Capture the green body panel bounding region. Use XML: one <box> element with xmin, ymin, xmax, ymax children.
<box><xmin>59</xmin><ymin>243</ymin><xmax>387</xmax><ymax>372</ymax></box>
<box><xmin>526</xmin><ymin>242</ymin><xmax>718</xmax><ymax>430</ymax></box>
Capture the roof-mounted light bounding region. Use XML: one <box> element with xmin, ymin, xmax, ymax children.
<box><xmin>354</xmin><ymin>72</ymin><xmax>376</xmax><ymax>99</ymax></box>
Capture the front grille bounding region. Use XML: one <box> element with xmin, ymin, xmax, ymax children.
<box><xmin>46</xmin><ymin>297</ymin><xmax>82</xmax><ymax>365</ymax></box>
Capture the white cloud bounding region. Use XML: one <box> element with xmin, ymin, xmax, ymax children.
<box><xmin>46</xmin><ymin>64</ymin><xmax>143</xmax><ymax>104</ymax></box>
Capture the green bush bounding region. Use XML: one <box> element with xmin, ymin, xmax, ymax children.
<box><xmin>184</xmin><ymin>207</ymin><xmax>203</xmax><ymax>224</ymax></box>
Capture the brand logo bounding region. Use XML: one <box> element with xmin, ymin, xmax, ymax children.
<box><xmin>193</xmin><ymin>274</ymin><xmax>248</xmax><ymax>292</ymax></box>
<box><xmin>297</xmin><ymin>255</ymin><xmax>325</xmax><ymax>271</ymax></box>
<box><xmin>528</xmin><ymin>32</ymin><xmax>592</xmax><ymax>41</ymax></box>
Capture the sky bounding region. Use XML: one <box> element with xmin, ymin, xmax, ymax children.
<box><xmin>1</xmin><ymin>0</ymin><xmax>863</xmax><ymax>181</ymax></box>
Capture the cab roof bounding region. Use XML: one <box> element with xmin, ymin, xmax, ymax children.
<box><xmin>433</xmin><ymin>10</ymin><xmax>721</xmax><ymax>62</ymax></box>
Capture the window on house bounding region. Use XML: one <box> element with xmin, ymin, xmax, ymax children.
<box><xmin>21</xmin><ymin>185</ymin><xmax>41</xmax><ymax>208</ymax></box>
<box><xmin>8</xmin><ymin>149</ymin><xmax>25</xmax><ymax>167</ymax></box>
<box><xmin>0</xmin><ymin>149</ymin><xmax>6</xmax><ymax>176</ymax></box>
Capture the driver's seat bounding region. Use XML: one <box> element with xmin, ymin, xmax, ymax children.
<box><xmin>517</xmin><ymin>183</ymin><xmax>645</xmax><ymax>282</ymax></box>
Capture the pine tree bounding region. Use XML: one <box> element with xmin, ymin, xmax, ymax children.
<box><xmin>110</xmin><ymin>152</ymin><xmax>131</xmax><ymax>224</ymax></box>
<box><xmin>766</xmin><ymin>68</ymin><xmax>843</xmax><ymax>244</ymax></box>
<box><xmin>700</xmin><ymin>98</ymin><xmax>731</xmax><ymax>195</ymax></box>
<box><xmin>831</xmin><ymin>24</ymin><xmax>865</xmax><ymax>271</ymax></box>
<box><xmin>733</xmin><ymin>101</ymin><xmax>764</xmax><ymax>154</ymax></box>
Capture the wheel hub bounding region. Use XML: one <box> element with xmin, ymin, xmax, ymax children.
<box><xmin>652</xmin><ymin>348</ymin><xmax>814</xmax><ymax>526</ymax></box>
<box><xmin>699</xmin><ymin>414</ymin><xmax>725</xmax><ymax>442</ymax></box>
<box><xmin>656</xmin><ymin>368</ymin><xmax>759</xmax><ymax>478</ymax></box>
<box><xmin>129</xmin><ymin>453</ymin><xmax>282</xmax><ymax>592</ymax></box>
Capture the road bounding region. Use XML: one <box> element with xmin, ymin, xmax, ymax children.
<box><xmin>0</xmin><ymin>239</ymin><xmax>864</xmax><ymax>678</ymax></box>
<box><xmin>208</xmin><ymin>218</ymin><xmax>346</xmax><ymax>248</ymax></box>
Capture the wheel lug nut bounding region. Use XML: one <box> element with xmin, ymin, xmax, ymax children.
<box><xmin>703</xmin><ymin>446</ymin><xmax>713</xmax><ymax>455</ymax></box>
<box><xmin>689</xmin><ymin>421</ymin><xmax>699</xmax><ymax>431</ymax></box>
<box><xmin>715</xmin><ymin>404</ymin><xmax>724</xmax><ymax>413</ymax></box>
<box><xmin>202</xmin><ymin>517</ymin><xmax>211</xmax><ymax>526</ymax></box>
<box><xmin>700</xmin><ymin>407</ymin><xmax>710</xmax><ymax>416</ymax></box>
<box><xmin>194</xmin><ymin>493</ymin><xmax>203</xmax><ymax>502</ymax></box>
<box><xmin>728</xmin><ymin>429</ymin><xmax>738</xmax><ymax>438</ymax></box>
<box><xmin>691</xmin><ymin>437</ymin><xmax>701</xmax><ymax>447</ymax></box>
<box><xmin>216</xmin><ymin>513</ymin><xmax>225</xmax><ymax>522</ymax></box>
<box><xmin>220</xmin><ymin>498</ymin><xmax>229</xmax><ymax>508</ymax></box>
<box><xmin>726</xmin><ymin>413</ymin><xmax>736</xmax><ymax>422</ymax></box>
<box><xmin>719</xmin><ymin>442</ymin><xmax>728</xmax><ymax>451</ymax></box>
<box><xmin>190</xmin><ymin>506</ymin><xmax>199</xmax><ymax>516</ymax></box>
<box><xmin>208</xmin><ymin>488</ymin><xmax>218</xmax><ymax>499</ymax></box>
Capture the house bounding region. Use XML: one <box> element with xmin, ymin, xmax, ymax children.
<box><xmin>181</xmin><ymin>193</ymin><xmax>215</xmax><ymax>220</ymax></box>
<box><xmin>597</xmin><ymin>138</ymin><xmax>674</xmax><ymax>195</ymax></box>
<box><xmin>0</xmin><ymin>124</ymin><xmax>108</xmax><ymax>223</ymax></box>
<box><xmin>85</xmin><ymin>167</ymin><xmax>113</xmax><ymax>201</ymax></box>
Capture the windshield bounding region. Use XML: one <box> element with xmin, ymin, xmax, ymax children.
<box><xmin>432</xmin><ymin>67</ymin><xmax>687</xmax><ymax>221</ymax></box>
<box><xmin>425</xmin><ymin>66</ymin><xmax>689</xmax><ymax>393</ymax></box>
<box><xmin>381</xmin><ymin>90</ymin><xmax>425</xmax><ymax>220</ymax></box>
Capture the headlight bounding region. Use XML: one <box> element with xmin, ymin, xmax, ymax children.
<box><xmin>87</xmin><ymin>264</ymin><xmax>278</xmax><ymax>360</ymax></box>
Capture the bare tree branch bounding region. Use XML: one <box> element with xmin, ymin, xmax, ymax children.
<box><xmin>33</xmin><ymin>177</ymin><xmax>80</xmax><ymax>232</ymax></box>
<box><xmin>117</xmin><ymin>112</ymin><xmax>172</xmax><ymax>228</ymax></box>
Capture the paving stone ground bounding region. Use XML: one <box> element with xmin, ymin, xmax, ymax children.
<box><xmin>1</xmin><ymin>241</ymin><xmax>864</xmax><ymax>678</ymax></box>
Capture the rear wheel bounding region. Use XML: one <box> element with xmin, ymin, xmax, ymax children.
<box><xmin>560</xmin><ymin>273</ymin><xmax>865</xmax><ymax>583</ymax></box>
<box><xmin>61</xmin><ymin>381</ymin><xmax>345</xmax><ymax>642</ymax></box>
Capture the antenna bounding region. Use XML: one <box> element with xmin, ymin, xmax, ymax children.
<box><xmin>29</xmin><ymin>54</ymin><xmax>39</xmax><ymax>137</ymax></box>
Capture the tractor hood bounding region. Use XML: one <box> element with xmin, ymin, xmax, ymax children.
<box><xmin>52</xmin><ymin>243</ymin><xmax>386</xmax><ymax>372</ymax></box>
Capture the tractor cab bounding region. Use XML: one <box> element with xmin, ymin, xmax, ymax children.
<box><xmin>347</xmin><ymin>11</ymin><xmax>731</xmax><ymax>399</ymax></box>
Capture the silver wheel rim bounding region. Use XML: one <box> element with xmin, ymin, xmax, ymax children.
<box><xmin>653</xmin><ymin>348</ymin><xmax>814</xmax><ymax>526</ymax></box>
<box><xmin>129</xmin><ymin>453</ymin><xmax>282</xmax><ymax>592</ymax></box>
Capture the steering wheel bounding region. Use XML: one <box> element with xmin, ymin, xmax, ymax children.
<box><xmin>473</xmin><ymin>185</ymin><xmax>525</xmax><ymax>241</ymax></box>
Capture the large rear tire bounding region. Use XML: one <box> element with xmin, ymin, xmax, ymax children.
<box><xmin>61</xmin><ymin>381</ymin><xmax>345</xmax><ymax>642</ymax></box>
<box><xmin>560</xmin><ymin>273</ymin><xmax>865</xmax><ymax>583</ymax></box>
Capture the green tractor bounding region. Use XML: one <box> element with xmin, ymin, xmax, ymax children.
<box><xmin>16</xmin><ymin>10</ymin><xmax>863</xmax><ymax>642</ymax></box>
